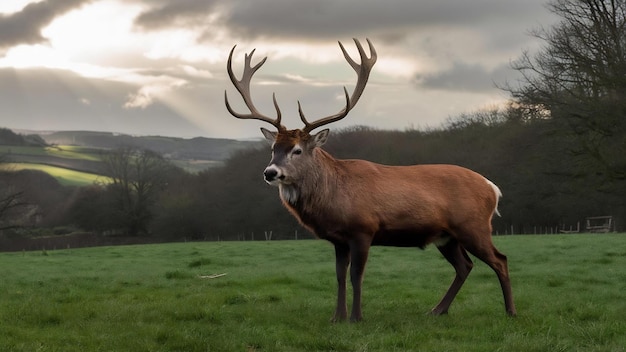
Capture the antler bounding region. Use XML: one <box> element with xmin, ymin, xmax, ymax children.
<box><xmin>224</xmin><ymin>45</ymin><xmax>286</xmax><ymax>131</ymax></box>
<box><xmin>300</xmin><ymin>38</ymin><xmax>377</xmax><ymax>133</ymax></box>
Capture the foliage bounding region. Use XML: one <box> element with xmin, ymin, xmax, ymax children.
<box><xmin>173</xmin><ymin>118</ymin><xmax>623</xmax><ymax>239</ymax></box>
<box><xmin>0</xmin><ymin>179</ymin><xmax>27</xmax><ymax>230</ymax></box>
<box><xmin>101</xmin><ymin>147</ymin><xmax>182</xmax><ymax>236</ymax></box>
<box><xmin>0</xmin><ymin>168</ymin><xmax>75</xmax><ymax>231</ymax></box>
<box><xmin>0</xmin><ymin>236</ymin><xmax>624</xmax><ymax>351</ymax></box>
<box><xmin>0</xmin><ymin>127</ymin><xmax>46</xmax><ymax>147</ymax></box>
<box><xmin>507</xmin><ymin>0</ymin><xmax>626</xmax><ymax>182</ymax></box>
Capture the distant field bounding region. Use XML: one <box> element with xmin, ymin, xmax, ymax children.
<box><xmin>0</xmin><ymin>145</ymin><xmax>103</xmax><ymax>161</ymax></box>
<box><xmin>172</xmin><ymin>159</ymin><xmax>224</xmax><ymax>173</ymax></box>
<box><xmin>1</xmin><ymin>144</ymin><xmax>224</xmax><ymax>175</ymax></box>
<box><xmin>45</xmin><ymin>145</ymin><xmax>103</xmax><ymax>161</ymax></box>
<box><xmin>0</xmin><ymin>234</ymin><xmax>624</xmax><ymax>351</ymax></box>
<box><xmin>1</xmin><ymin>145</ymin><xmax>106</xmax><ymax>184</ymax></box>
<box><xmin>3</xmin><ymin>163</ymin><xmax>109</xmax><ymax>186</ymax></box>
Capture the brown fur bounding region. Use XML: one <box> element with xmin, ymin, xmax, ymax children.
<box><xmin>268</xmin><ymin>131</ymin><xmax>516</xmax><ymax>321</ymax></box>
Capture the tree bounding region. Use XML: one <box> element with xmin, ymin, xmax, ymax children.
<box><xmin>0</xmin><ymin>182</ymin><xmax>27</xmax><ymax>230</ymax></box>
<box><xmin>0</xmin><ymin>155</ymin><xmax>28</xmax><ymax>230</ymax></box>
<box><xmin>507</xmin><ymin>0</ymin><xmax>626</xmax><ymax>182</ymax></box>
<box><xmin>67</xmin><ymin>185</ymin><xmax>116</xmax><ymax>233</ymax></box>
<box><xmin>102</xmin><ymin>147</ymin><xmax>176</xmax><ymax>235</ymax></box>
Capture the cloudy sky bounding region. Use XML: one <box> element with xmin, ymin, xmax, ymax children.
<box><xmin>0</xmin><ymin>0</ymin><xmax>556</xmax><ymax>139</ymax></box>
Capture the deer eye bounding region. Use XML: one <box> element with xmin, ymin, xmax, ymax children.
<box><xmin>292</xmin><ymin>148</ymin><xmax>302</xmax><ymax>155</ymax></box>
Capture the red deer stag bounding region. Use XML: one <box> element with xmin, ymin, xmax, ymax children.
<box><xmin>224</xmin><ymin>39</ymin><xmax>516</xmax><ymax>321</ymax></box>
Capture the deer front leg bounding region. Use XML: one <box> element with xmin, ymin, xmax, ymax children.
<box><xmin>332</xmin><ymin>243</ymin><xmax>350</xmax><ymax>322</ymax></box>
<box><xmin>349</xmin><ymin>238</ymin><xmax>371</xmax><ymax>322</ymax></box>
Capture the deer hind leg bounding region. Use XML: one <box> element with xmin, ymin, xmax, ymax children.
<box><xmin>459</xmin><ymin>233</ymin><xmax>517</xmax><ymax>316</ymax></box>
<box><xmin>431</xmin><ymin>237</ymin><xmax>474</xmax><ymax>315</ymax></box>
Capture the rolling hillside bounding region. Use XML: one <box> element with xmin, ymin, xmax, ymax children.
<box><xmin>39</xmin><ymin>130</ymin><xmax>257</xmax><ymax>161</ymax></box>
<box><xmin>4</xmin><ymin>163</ymin><xmax>109</xmax><ymax>187</ymax></box>
<box><xmin>1</xmin><ymin>145</ymin><xmax>104</xmax><ymax>174</ymax></box>
<box><xmin>1</xmin><ymin>129</ymin><xmax>261</xmax><ymax>184</ymax></box>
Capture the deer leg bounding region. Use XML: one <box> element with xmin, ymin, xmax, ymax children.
<box><xmin>461</xmin><ymin>237</ymin><xmax>517</xmax><ymax>316</ymax></box>
<box><xmin>431</xmin><ymin>238</ymin><xmax>473</xmax><ymax>315</ymax></box>
<box><xmin>348</xmin><ymin>238</ymin><xmax>371</xmax><ymax>322</ymax></box>
<box><xmin>332</xmin><ymin>243</ymin><xmax>350</xmax><ymax>322</ymax></box>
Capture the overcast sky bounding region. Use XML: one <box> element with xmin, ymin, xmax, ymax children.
<box><xmin>0</xmin><ymin>0</ymin><xmax>556</xmax><ymax>139</ymax></box>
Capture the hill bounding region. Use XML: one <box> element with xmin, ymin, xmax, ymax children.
<box><xmin>0</xmin><ymin>145</ymin><xmax>105</xmax><ymax>175</ymax></box>
<box><xmin>0</xmin><ymin>128</ymin><xmax>46</xmax><ymax>147</ymax></box>
<box><xmin>39</xmin><ymin>130</ymin><xmax>257</xmax><ymax>162</ymax></box>
<box><xmin>3</xmin><ymin>129</ymin><xmax>261</xmax><ymax>175</ymax></box>
<box><xmin>4</xmin><ymin>163</ymin><xmax>109</xmax><ymax>186</ymax></box>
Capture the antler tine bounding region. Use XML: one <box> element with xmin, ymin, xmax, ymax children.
<box><xmin>299</xmin><ymin>87</ymin><xmax>350</xmax><ymax>129</ymax></box>
<box><xmin>301</xmin><ymin>38</ymin><xmax>377</xmax><ymax>133</ymax></box>
<box><xmin>224</xmin><ymin>45</ymin><xmax>285</xmax><ymax>131</ymax></box>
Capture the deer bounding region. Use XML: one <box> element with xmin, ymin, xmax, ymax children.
<box><xmin>224</xmin><ymin>38</ymin><xmax>517</xmax><ymax>322</ymax></box>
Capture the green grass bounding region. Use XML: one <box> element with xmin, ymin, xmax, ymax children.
<box><xmin>0</xmin><ymin>235</ymin><xmax>624</xmax><ymax>351</ymax></box>
<box><xmin>4</xmin><ymin>163</ymin><xmax>110</xmax><ymax>186</ymax></box>
<box><xmin>43</xmin><ymin>145</ymin><xmax>103</xmax><ymax>161</ymax></box>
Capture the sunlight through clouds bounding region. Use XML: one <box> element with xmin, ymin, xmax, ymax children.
<box><xmin>0</xmin><ymin>0</ymin><xmax>555</xmax><ymax>138</ymax></box>
<box><xmin>42</xmin><ymin>1</ymin><xmax>143</xmax><ymax>57</ymax></box>
<box><xmin>0</xmin><ymin>1</ymin><xmax>144</xmax><ymax>80</ymax></box>
<box><xmin>124</xmin><ymin>75</ymin><xmax>188</xmax><ymax>110</ymax></box>
<box><xmin>143</xmin><ymin>29</ymin><xmax>225</xmax><ymax>64</ymax></box>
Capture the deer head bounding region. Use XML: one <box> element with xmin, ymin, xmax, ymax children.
<box><xmin>225</xmin><ymin>39</ymin><xmax>377</xmax><ymax>185</ymax></box>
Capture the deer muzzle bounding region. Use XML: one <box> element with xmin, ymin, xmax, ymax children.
<box><xmin>263</xmin><ymin>165</ymin><xmax>284</xmax><ymax>185</ymax></box>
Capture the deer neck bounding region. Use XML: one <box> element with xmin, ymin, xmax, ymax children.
<box><xmin>279</xmin><ymin>148</ymin><xmax>338</xmax><ymax>210</ymax></box>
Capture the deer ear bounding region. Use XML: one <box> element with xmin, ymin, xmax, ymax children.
<box><xmin>260</xmin><ymin>127</ymin><xmax>277</xmax><ymax>144</ymax></box>
<box><xmin>312</xmin><ymin>129</ymin><xmax>330</xmax><ymax>147</ymax></box>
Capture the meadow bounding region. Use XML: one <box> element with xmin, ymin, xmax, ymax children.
<box><xmin>4</xmin><ymin>163</ymin><xmax>108</xmax><ymax>186</ymax></box>
<box><xmin>0</xmin><ymin>234</ymin><xmax>624</xmax><ymax>352</ymax></box>
<box><xmin>1</xmin><ymin>145</ymin><xmax>107</xmax><ymax>186</ymax></box>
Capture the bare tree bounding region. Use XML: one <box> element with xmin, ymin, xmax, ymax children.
<box><xmin>507</xmin><ymin>0</ymin><xmax>626</xmax><ymax>181</ymax></box>
<box><xmin>102</xmin><ymin>147</ymin><xmax>173</xmax><ymax>235</ymax></box>
<box><xmin>0</xmin><ymin>185</ymin><xmax>28</xmax><ymax>230</ymax></box>
<box><xmin>0</xmin><ymin>156</ymin><xmax>30</xmax><ymax>230</ymax></box>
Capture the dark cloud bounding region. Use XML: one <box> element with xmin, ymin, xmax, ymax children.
<box><xmin>133</xmin><ymin>0</ymin><xmax>552</xmax><ymax>43</ymax></box>
<box><xmin>0</xmin><ymin>0</ymin><xmax>92</xmax><ymax>49</ymax></box>
<box><xmin>133</xmin><ymin>0</ymin><xmax>221</xmax><ymax>30</ymax></box>
<box><xmin>414</xmin><ymin>62</ymin><xmax>515</xmax><ymax>92</ymax></box>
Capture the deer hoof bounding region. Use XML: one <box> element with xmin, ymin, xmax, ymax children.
<box><xmin>429</xmin><ymin>308</ymin><xmax>449</xmax><ymax>316</ymax></box>
<box><xmin>330</xmin><ymin>315</ymin><xmax>347</xmax><ymax>323</ymax></box>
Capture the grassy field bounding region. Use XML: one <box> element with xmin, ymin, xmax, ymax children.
<box><xmin>0</xmin><ymin>234</ymin><xmax>624</xmax><ymax>352</ymax></box>
<box><xmin>3</xmin><ymin>163</ymin><xmax>109</xmax><ymax>186</ymax></box>
<box><xmin>1</xmin><ymin>145</ymin><xmax>107</xmax><ymax>186</ymax></box>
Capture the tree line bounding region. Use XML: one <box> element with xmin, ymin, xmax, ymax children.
<box><xmin>1</xmin><ymin>109</ymin><xmax>624</xmax><ymax>243</ymax></box>
<box><xmin>1</xmin><ymin>0</ymin><xmax>624</xmax><ymax>246</ymax></box>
